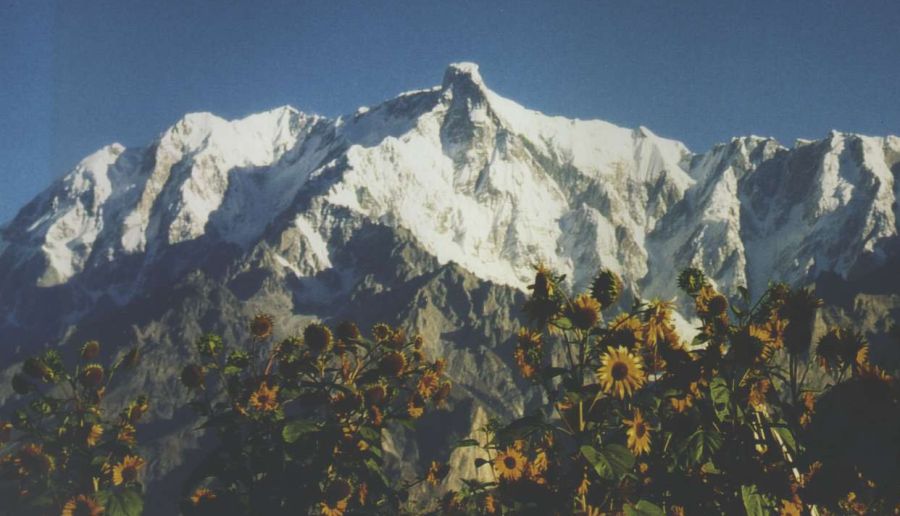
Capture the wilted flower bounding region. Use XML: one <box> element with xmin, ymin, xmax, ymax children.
<box><xmin>180</xmin><ymin>364</ymin><xmax>205</xmax><ymax>389</ymax></box>
<box><xmin>249</xmin><ymin>314</ymin><xmax>274</xmax><ymax>340</ymax></box>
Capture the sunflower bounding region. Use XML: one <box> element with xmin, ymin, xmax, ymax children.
<box><xmin>335</xmin><ymin>321</ymin><xmax>361</xmax><ymax>342</ymax></box>
<box><xmin>126</xmin><ymin>397</ymin><xmax>150</xmax><ymax>424</ymax></box>
<box><xmin>379</xmin><ymin>351</ymin><xmax>407</xmax><ymax>377</ymax></box>
<box><xmin>433</xmin><ymin>381</ymin><xmax>452</xmax><ymax>408</ymax></box>
<box><xmin>623</xmin><ymin>409</ymin><xmax>651</xmax><ymax>456</ymax></box>
<box><xmin>484</xmin><ymin>494</ymin><xmax>497</xmax><ymax>514</ymax></box>
<box><xmin>61</xmin><ymin>494</ymin><xmax>103</xmax><ymax>516</ymax></box>
<box><xmin>779</xmin><ymin>499</ymin><xmax>802</xmax><ymax>516</ymax></box>
<box><xmin>249</xmin><ymin>383</ymin><xmax>280</xmax><ymax>412</ymax></box>
<box><xmin>0</xmin><ymin>421</ymin><xmax>11</xmax><ymax>443</ymax></box>
<box><xmin>597</xmin><ymin>346</ymin><xmax>645</xmax><ymax>399</ymax></box>
<box><xmin>80</xmin><ymin>340</ymin><xmax>101</xmax><ymax>361</ymax></box>
<box><xmin>189</xmin><ymin>487</ymin><xmax>217</xmax><ymax>506</ymax></box>
<box><xmin>567</xmin><ymin>294</ymin><xmax>601</xmax><ymax>330</ymax></box>
<box><xmin>406</xmin><ymin>396</ymin><xmax>425</xmax><ymax>419</ymax></box>
<box><xmin>748</xmin><ymin>378</ymin><xmax>771</xmax><ymax>413</ymax></box>
<box><xmin>371</xmin><ymin>323</ymin><xmax>392</xmax><ymax>342</ymax></box>
<box><xmin>530</xmin><ymin>262</ymin><xmax>554</xmax><ymax>298</ymax></box>
<box><xmin>85</xmin><ymin>424</ymin><xmax>103</xmax><ymax>447</ymax></box>
<box><xmin>250</xmin><ymin>313</ymin><xmax>274</xmax><ymax>339</ymax></box>
<box><xmin>364</xmin><ymin>383</ymin><xmax>388</xmax><ymax>406</ymax></box>
<box><xmin>514</xmin><ymin>328</ymin><xmax>542</xmax><ymax>379</ymax></box>
<box><xmin>591</xmin><ymin>269</ymin><xmax>622</xmax><ymax>310</ymax></box>
<box><xmin>111</xmin><ymin>455</ymin><xmax>144</xmax><ymax>486</ymax></box>
<box><xmin>494</xmin><ymin>446</ymin><xmax>527</xmax><ymax>481</ymax></box>
<box><xmin>80</xmin><ymin>364</ymin><xmax>105</xmax><ymax>388</ymax></box>
<box><xmin>607</xmin><ymin>314</ymin><xmax>643</xmax><ymax>349</ymax></box>
<box><xmin>426</xmin><ymin>461</ymin><xmax>449</xmax><ymax>486</ymax></box>
<box><xmin>304</xmin><ymin>323</ymin><xmax>333</xmax><ymax>354</ymax></box>
<box><xmin>669</xmin><ymin>393</ymin><xmax>694</xmax><ymax>413</ymax></box>
<box><xmin>117</xmin><ymin>423</ymin><xmax>136</xmax><ymax>446</ymax></box>
<box><xmin>15</xmin><ymin>443</ymin><xmax>54</xmax><ymax>476</ymax></box>
<box><xmin>644</xmin><ymin>300</ymin><xmax>676</xmax><ymax>347</ymax></box>
<box><xmin>321</xmin><ymin>479</ymin><xmax>352</xmax><ymax>516</ymax></box>
<box><xmin>417</xmin><ymin>371</ymin><xmax>440</xmax><ymax>398</ymax></box>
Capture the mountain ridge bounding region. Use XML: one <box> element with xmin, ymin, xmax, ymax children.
<box><xmin>2</xmin><ymin>62</ymin><xmax>899</xmax><ymax>513</ymax></box>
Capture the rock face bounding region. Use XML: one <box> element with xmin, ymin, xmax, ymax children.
<box><xmin>1</xmin><ymin>62</ymin><xmax>899</xmax><ymax>512</ymax></box>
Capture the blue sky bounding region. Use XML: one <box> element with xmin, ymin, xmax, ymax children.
<box><xmin>2</xmin><ymin>0</ymin><xmax>900</xmax><ymax>223</ymax></box>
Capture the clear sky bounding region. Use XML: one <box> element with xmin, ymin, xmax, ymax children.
<box><xmin>2</xmin><ymin>0</ymin><xmax>900</xmax><ymax>223</ymax></box>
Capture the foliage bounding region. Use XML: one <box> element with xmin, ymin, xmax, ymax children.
<box><xmin>179</xmin><ymin>316</ymin><xmax>451</xmax><ymax>515</ymax></box>
<box><xmin>447</xmin><ymin>265</ymin><xmax>899</xmax><ymax>515</ymax></box>
<box><xmin>0</xmin><ymin>341</ymin><xmax>146</xmax><ymax>516</ymax></box>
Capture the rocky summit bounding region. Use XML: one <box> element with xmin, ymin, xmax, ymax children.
<box><xmin>2</xmin><ymin>63</ymin><xmax>899</xmax><ymax>513</ymax></box>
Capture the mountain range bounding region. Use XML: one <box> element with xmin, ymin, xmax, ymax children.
<box><xmin>2</xmin><ymin>62</ymin><xmax>899</xmax><ymax>512</ymax></box>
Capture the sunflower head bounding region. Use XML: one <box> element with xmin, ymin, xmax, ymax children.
<box><xmin>111</xmin><ymin>455</ymin><xmax>144</xmax><ymax>486</ymax></box>
<box><xmin>250</xmin><ymin>314</ymin><xmax>274</xmax><ymax>340</ymax></box>
<box><xmin>304</xmin><ymin>323</ymin><xmax>333</xmax><ymax>354</ymax></box>
<box><xmin>597</xmin><ymin>346</ymin><xmax>646</xmax><ymax>399</ymax></box>
<box><xmin>80</xmin><ymin>364</ymin><xmax>105</xmax><ymax>388</ymax></box>
<box><xmin>180</xmin><ymin>364</ymin><xmax>205</xmax><ymax>389</ymax></box>
<box><xmin>417</xmin><ymin>371</ymin><xmax>440</xmax><ymax>398</ymax></box>
<box><xmin>379</xmin><ymin>351</ymin><xmax>407</xmax><ymax>378</ymax></box>
<box><xmin>425</xmin><ymin>460</ymin><xmax>450</xmax><ymax>486</ymax></box>
<box><xmin>0</xmin><ymin>421</ymin><xmax>11</xmax><ymax>443</ymax></box>
<box><xmin>61</xmin><ymin>494</ymin><xmax>103</xmax><ymax>516</ymax></box>
<box><xmin>331</xmin><ymin>391</ymin><xmax>362</xmax><ymax>414</ymax></box>
<box><xmin>494</xmin><ymin>446</ymin><xmax>527</xmax><ymax>481</ymax></box>
<box><xmin>624</xmin><ymin>409</ymin><xmax>652</xmax><ymax>456</ymax></box>
<box><xmin>678</xmin><ymin>267</ymin><xmax>706</xmax><ymax>294</ymax></box>
<box><xmin>85</xmin><ymin>423</ymin><xmax>104</xmax><ymax>447</ymax></box>
<box><xmin>80</xmin><ymin>340</ymin><xmax>101</xmax><ymax>361</ymax></box>
<box><xmin>325</xmin><ymin>478</ymin><xmax>353</xmax><ymax>505</ymax></box>
<box><xmin>23</xmin><ymin>357</ymin><xmax>52</xmax><ymax>382</ymax></box>
<box><xmin>591</xmin><ymin>269</ymin><xmax>623</xmax><ymax>310</ymax></box>
<box><xmin>406</xmin><ymin>395</ymin><xmax>426</xmax><ymax>419</ymax></box>
<box><xmin>568</xmin><ymin>294</ymin><xmax>601</xmax><ymax>330</ymax></box>
<box><xmin>249</xmin><ymin>383</ymin><xmax>280</xmax><ymax>412</ymax></box>
<box><xmin>707</xmin><ymin>294</ymin><xmax>728</xmax><ymax>317</ymax></box>
<box><xmin>335</xmin><ymin>321</ymin><xmax>361</xmax><ymax>342</ymax></box>
<box><xmin>189</xmin><ymin>487</ymin><xmax>217</xmax><ymax>507</ymax></box>
<box><xmin>364</xmin><ymin>383</ymin><xmax>388</xmax><ymax>406</ymax></box>
<box><xmin>371</xmin><ymin>323</ymin><xmax>392</xmax><ymax>342</ymax></box>
<box><xmin>433</xmin><ymin>381</ymin><xmax>452</xmax><ymax>408</ymax></box>
<box><xmin>530</xmin><ymin>263</ymin><xmax>554</xmax><ymax>298</ymax></box>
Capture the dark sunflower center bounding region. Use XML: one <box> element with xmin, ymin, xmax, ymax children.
<box><xmin>635</xmin><ymin>423</ymin><xmax>647</xmax><ymax>438</ymax></box>
<box><xmin>123</xmin><ymin>466</ymin><xmax>137</xmax><ymax>482</ymax></box>
<box><xmin>611</xmin><ymin>362</ymin><xmax>629</xmax><ymax>381</ymax></box>
<box><xmin>504</xmin><ymin>456</ymin><xmax>517</xmax><ymax>469</ymax></box>
<box><xmin>74</xmin><ymin>502</ymin><xmax>94</xmax><ymax>516</ymax></box>
<box><xmin>259</xmin><ymin>394</ymin><xmax>270</xmax><ymax>404</ymax></box>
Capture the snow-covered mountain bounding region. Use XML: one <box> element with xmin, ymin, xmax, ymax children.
<box><xmin>2</xmin><ymin>62</ymin><xmax>899</xmax><ymax>512</ymax></box>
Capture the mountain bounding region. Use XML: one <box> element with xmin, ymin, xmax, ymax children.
<box><xmin>2</xmin><ymin>62</ymin><xmax>899</xmax><ymax>512</ymax></box>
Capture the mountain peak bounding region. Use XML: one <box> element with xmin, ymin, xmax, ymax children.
<box><xmin>442</xmin><ymin>62</ymin><xmax>485</xmax><ymax>91</ymax></box>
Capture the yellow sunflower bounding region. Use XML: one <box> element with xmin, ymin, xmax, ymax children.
<box><xmin>669</xmin><ymin>393</ymin><xmax>694</xmax><ymax>413</ymax></box>
<box><xmin>484</xmin><ymin>494</ymin><xmax>497</xmax><ymax>514</ymax></box>
<box><xmin>597</xmin><ymin>346</ymin><xmax>645</xmax><ymax>398</ymax></box>
<box><xmin>406</xmin><ymin>396</ymin><xmax>425</xmax><ymax>419</ymax></box>
<box><xmin>779</xmin><ymin>499</ymin><xmax>802</xmax><ymax>516</ymax></box>
<box><xmin>111</xmin><ymin>455</ymin><xmax>144</xmax><ymax>486</ymax></box>
<box><xmin>417</xmin><ymin>371</ymin><xmax>440</xmax><ymax>398</ymax></box>
<box><xmin>493</xmin><ymin>446</ymin><xmax>527</xmax><ymax>481</ymax></box>
<box><xmin>567</xmin><ymin>294</ymin><xmax>601</xmax><ymax>330</ymax></box>
<box><xmin>189</xmin><ymin>487</ymin><xmax>217</xmax><ymax>506</ymax></box>
<box><xmin>644</xmin><ymin>300</ymin><xmax>675</xmax><ymax>348</ymax></box>
<box><xmin>379</xmin><ymin>351</ymin><xmax>407</xmax><ymax>377</ymax></box>
<box><xmin>623</xmin><ymin>409</ymin><xmax>652</xmax><ymax>456</ymax></box>
<box><xmin>320</xmin><ymin>499</ymin><xmax>347</xmax><ymax>516</ymax></box>
<box><xmin>249</xmin><ymin>383</ymin><xmax>280</xmax><ymax>412</ymax></box>
<box><xmin>116</xmin><ymin>423</ymin><xmax>136</xmax><ymax>446</ymax></box>
<box><xmin>85</xmin><ymin>424</ymin><xmax>103</xmax><ymax>447</ymax></box>
<box><xmin>322</xmin><ymin>479</ymin><xmax>352</xmax><ymax>516</ymax></box>
<box><xmin>61</xmin><ymin>494</ymin><xmax>103</xmax><ymax>516</ymax></box>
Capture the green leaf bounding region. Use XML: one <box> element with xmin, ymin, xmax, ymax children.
<box><xmin>101</xmin><ymin>488</ymin><xmax>143</xmax><ymax>516</ymax></box>
<box><xmin>454</xmin><ymin>439</ymin><xmax>481</xmax><ymax>448</ymax></box>
<box><xmin>282</xmin><ymin>420</ymin><xmax>318</xmax><ymax>443</ymax></box>
<box><xmin>741</xmin><ymin>484</ymin><xmax>773</xmax><ymax>516</ymax></box>
<box><xmin>496</xmin><ymin>414</ymin><xmax>545</xmax><ymax>443</ymax></box>
<box><xmin>624</xmin><ymin>500</ymin><xmax>665</xmax><ymax>516</ymax></box>
<box><xmin>580</xmin><ymin>444</ymin><xmax>634</xmax><ymax>480</ymax></box>
<box><xmin>679</xmin><ymin>429</ymin><xmax>723</xmax><ymax>467</ymax></box>
<box><xmin>709</xmin><ymin>377</ymin><xmax>732</xmax><ymax>422</ymax></box>
<box><xmin>770</xmin><ymin>425</ymin><xmax>797</xmax><ymax>455</ymax></box>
